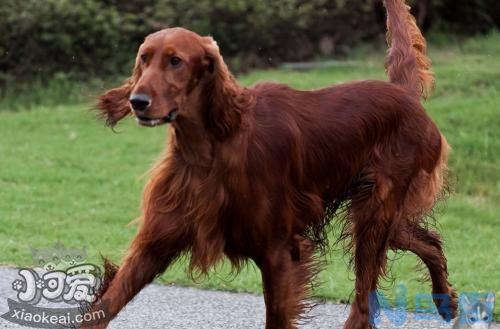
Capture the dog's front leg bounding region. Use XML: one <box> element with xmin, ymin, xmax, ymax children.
<box><xmin>83</xmin><ymin>211</ymin><xmax>193</xmax><ymax>328</ymax></box>
<box><xmin>258</xmin><ymin>237</ymin><xmax>316</xmax><ymax>329</ymax></box>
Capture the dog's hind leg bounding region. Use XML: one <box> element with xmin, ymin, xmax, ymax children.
<box><xmin>390</xmin><ymin>223</ymin><xmax>458</xmax><ymax>321</ymax></box>
<box><xmin>343</xmin><ymin>184</ymin><xmax>399</xmax><ymax>329</ymax></box>
<box><xmin>388</xmin><ymin>135</ymin><xmax>457</xmax><ymax>321</ymax></box>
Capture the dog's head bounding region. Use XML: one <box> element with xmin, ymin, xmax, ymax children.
<box><xmin>98</xmin><ymin>27</ymin><xmax>245</xmax><ymax>137</ymax></box>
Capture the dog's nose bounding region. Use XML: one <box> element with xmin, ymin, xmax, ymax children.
<box><xmin>129</xmin><ymin>93</ymin><xmax>151</xmax><ymax>112</ymax></box>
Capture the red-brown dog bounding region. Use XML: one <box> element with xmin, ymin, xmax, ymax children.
<box><xmin>88</xmin><ymin>0</ymin><xmax>457</xmax><ymax>328</ymax></box>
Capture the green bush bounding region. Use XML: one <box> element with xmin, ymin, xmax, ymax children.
<box><xmin>0</xmin><ymin>0</ymin><xmax>136</xmax><ymax>82</ymax></box>
<box><xmin>0</xmin><ymin>0</ymin><xmax>498</xmax><ymax>86</ymax></box>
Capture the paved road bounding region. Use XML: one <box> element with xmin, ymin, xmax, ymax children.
<box><xmin>0</xmin><ymin>267</ymin><xmax>496</xmax><ymax>329</ymax></box>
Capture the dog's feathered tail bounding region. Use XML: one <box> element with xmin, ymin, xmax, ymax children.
<box><xmin>384</xmin><ymin>0</ymin><xmax>434</xmax><ymax>100</ymax></box>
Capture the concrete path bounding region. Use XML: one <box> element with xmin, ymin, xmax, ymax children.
<box><xmin>0</xmin><ymin>267</ymin><xmax>496</xmax><ymax>329</ymax></box>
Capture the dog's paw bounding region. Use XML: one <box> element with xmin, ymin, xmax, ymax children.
<box><xmin>343</xmin><ymin>314</ymin><xmax>377</xmax><ymax>329</ymax></box>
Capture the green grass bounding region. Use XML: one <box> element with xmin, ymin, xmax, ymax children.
<box><xmin>1</xmin><ymin>33</ymin><xmax>499</xmax><ymax>319</ymax></box>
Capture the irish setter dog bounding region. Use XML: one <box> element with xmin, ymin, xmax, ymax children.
<box><xmin>86</xmin><ymin>0</ymin><xmax>457</xmax><ymax>328</ymax></box>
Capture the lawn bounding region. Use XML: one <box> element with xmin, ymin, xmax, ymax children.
<box><xmin>0</xmin><ymin>33</ymin><xmax>499</xmax><ymax>318</ymax></box>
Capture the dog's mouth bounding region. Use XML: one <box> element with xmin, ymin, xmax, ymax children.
<box><xmin>135</xmin><ymin>109</ymin><xmax>178</xmax><ymax>127</ymax></box>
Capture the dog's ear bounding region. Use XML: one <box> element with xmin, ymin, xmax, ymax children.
<box><xmin>97</xmin><ymin>83</ymin><xmax>132</xmax><ymax>127</ymax></box>
<box><xmin>201</xmin><ymin>37</ymin><xmax>247</xmax><ymax>139</ymax></box>
<box><xmin>96</xmin><ymin>60</ymin><xmax>142</xmax><ymax>127</ymax></box>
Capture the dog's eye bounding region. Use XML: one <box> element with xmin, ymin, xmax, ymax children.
<box><xmin>140</xmin><ymin>54</ymin><xmax>148</xmax><ymax>64</ymax></box>
<box><xmin>170</xmin><ymin>56</ymin><xmax>182</xmax><ymax>67</ymax></box>
<box><xmin>483</xmin><ymin>315</ymin><xmax>489</xmax><ymax>321</ymax></box>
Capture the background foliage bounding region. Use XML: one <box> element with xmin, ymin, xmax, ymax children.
<box><xmin>0</xmin><ymin>0</ymin><xmax>499</xmax><ymax>85</ymax></box>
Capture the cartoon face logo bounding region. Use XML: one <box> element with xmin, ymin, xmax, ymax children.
<box><xmin>31</xmin><ymin>243</ymin><xmax>86</xmax><ymax>271</ymax></box>
<box><xmin>31</xmin><ymin>247</ymin><xmax>61</xmax><ymax>271</ymax></box>
<box><xmin>457</xmin><ymin>293</ymin><xmax>495</xmax><ymax>329</ymax></box>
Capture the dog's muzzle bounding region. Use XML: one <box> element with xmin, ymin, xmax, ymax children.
<box><xmin>135</xmin><ymin>108</ymin><xmax>178</xmax><ymax>127</ymax></box>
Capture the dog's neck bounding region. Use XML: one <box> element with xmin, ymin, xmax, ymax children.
<box><xmin>170</xmin><ymin>114</ymin><xmax>214</xmax><ymax>167</ymax></box>
<box><xmin>170</xmin><ymin>76</ymin><xmax>253</xmax><ymax>167</ymax></box>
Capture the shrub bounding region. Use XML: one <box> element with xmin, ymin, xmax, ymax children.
<box><xmin>0</xmin><ymin>0</ymin><xmax>498</xmax><ymax>85</ymax></box>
